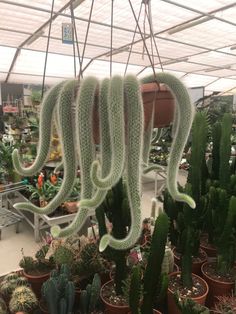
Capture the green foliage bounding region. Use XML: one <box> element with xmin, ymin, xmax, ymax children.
<box><xmin>219</xmin><ymin>113</ymin><xmax>232</xmax><ymax>189</ymax></box>
<box><xmin>0</xmin><ymin>142</ymin><xmax>20</xmax><ymax>183</ymax></box>
<box><xmin>19</xmin><ymin>246</ymin><xmax>54</xmax><ymax>274</ymax></box>
<box><xmin>0</xmin><ymin>272</ymin><xmax>28</xmax><ymax>299</ymax></box>
<box><xmin>188</xmin><ymin>111</ymin><xmax>209</xmax><ymax>205</ymax></box>
<box><xmin>9</xmin><ymin>286</ymin><xmax>38</xmax><ymax>314</ymax></box>
<box><xmin>211</xmin><ymin>122</ymin><xmax>221</xmax><ymax>180</ymax></box>
<box><xmin>216</xmin><ymin>196</ymin><xmax>236</xmax><ymax>275</ymax></box>
<box><xmin>141</xmin><ymin>212</ymin><xmax>169</xmax><ymax>314</ymax></box>
<box><xmin>53</xmin><ymin>245</ymin><xmax>75</xmax><ymax>266</ymax></box>
<box><xmin>122</xmin><ymin>266</ymin><xmax>142</xmax><ymax>314</ymax></box>
<box><xmin>79</xmin><ymin>273</ymin><xmax>101</xmax><ymax>314</ymax></box>
<box><xmin>73</xmin><ymin>243</ymin><xmax>107</xmax><ymax>279</ymax></box>
<box><xmin>0</xmin><ymin>298</ymin><xmax>7</xmax><ymax>314</ymax></box>
<box><xmin>95</xmin><ymin>179</ymin><xmax>130</xmax><ymax>295</ymax></box>
<box><xmin>42</xmin><ymin>265</ymin><xmax>75</xmax><ymax>314</ymax></box>
<box><xmin>174</xmin><ymin>292</ymin><xmax>210</xmax><ymax>313</ymax></box>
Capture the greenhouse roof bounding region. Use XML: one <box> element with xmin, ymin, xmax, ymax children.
<box><xmin>1</xmin><ymin>0</ymin><xmax>236</xmax><ymax>93</ymax></box>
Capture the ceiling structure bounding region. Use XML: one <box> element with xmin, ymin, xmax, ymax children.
<box><xmin>1</xmin><ymin>0</ymin><xmax>236</xmax><ymax>93</ymax></box>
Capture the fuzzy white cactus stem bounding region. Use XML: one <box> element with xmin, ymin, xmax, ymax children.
<box><xmin>51</xmin><ymin>77</ymin><xmax>98</xmax><ymax>238</ymax></box>
<box><xmin>142</xmin><ymin>73</ymin><xmax>196</xmax><ymax>209</ymax></box>
<box><xmin>12</xmin><ymin>81</ymin><xmax>65</xmax><ymax>176</ymax></box>
<box><xmin>90</xmin><ymin>75</ymin><xmax>125</xmax><ymax>189</ymax></box>
<box><xmin>99</xmin><ymin>75</ymin><xmax>144</xmax><ymax>252</ymax></box>
<box><xmin>14</xmin><ymin>80</ymin><xmax>78</xmax><ymax>215</ymax></box>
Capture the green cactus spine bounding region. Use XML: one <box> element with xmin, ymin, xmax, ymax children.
<box><xmin>211</xmin><ymin>122</ymin><xmax>221</xmax><ymax>180</ymax></box>
<box><xmin>9</xmin><ymin>286</ymin><xmax>38</xmax><ymax>314</ymax></box>
<box><xmin>42</xmin><ymin>264</ymin><xmax>75</xmax><ymax>314</ymax></box>
<box><xmin>219</xmin><ymin>113</ymin><xmax>232</xmax><ymax>189</ymax></box>
<box><xmin>141</xmin><ymin>212</ymin><xmax>169</xmax><ymax>314</ymax></box>
<box><xmin>79</xmin><ymin>273</ymin><xmax>101</xmax><ymax>314</ymax></box>
<box><xmin>188</xmin><ymin>112</ymin><xmax>209</xmax><ymax>205</ymax></box>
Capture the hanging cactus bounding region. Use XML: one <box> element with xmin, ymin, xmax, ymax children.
<box><xmin>12</xmin><ymin>72</ymin><xmax>195</xmax><ymax>252</ymax></box>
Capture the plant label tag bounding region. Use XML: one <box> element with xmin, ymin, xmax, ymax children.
<box><xmin>62</xmin><ymin>23</ymin><xmax>73</xmax><ymax>44</ymax></box>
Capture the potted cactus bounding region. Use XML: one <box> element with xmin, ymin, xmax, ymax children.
<box><xmin>9</xmin><ymin>286</ymin><xmax>38</xmax><ymax>314</ymax></box>
<box><xmin>0</xmin><ymin>273</ymin><xmax>28</xmax><ymax>306</ymax></box>
<box><xmin>214</xmin><ymin>293</ymin><xmax>236</xmax><ymax>313</ymax></box>
<box><xmin>41</xmin><ymin>264</ymin><xmax>75</xmax><ymax>314</ymax></box>
<box><xmin>0</xmin><ymin>297</ymin><xmax>7</xmax><ymax>314</ymax></box>
<box><xmin>174</xmin><ymin>292</ymin><xmax>210</xmax><ymax>314</ymax></box>
<box><xmin>79</xmin><ymin>273</ymin><xmax>101</xmax><ymax>314</ymax></box>
<box><xmin>19</xmin><ymin>245</ymin><xmax>54</xmax><ymax>299</ymax></box>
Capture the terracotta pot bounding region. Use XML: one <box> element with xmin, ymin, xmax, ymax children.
<box><xmin>93</xmin><ymin>82</ymin><xmax>175</xmax><ymax>144</ymax></box>
<box><xmin>23</xmin><ymin>270</ymin><xmax>50</xmax><ymax>300</ymax></box>
<box><xmin>173</xmin><ymin>248</ymin><xmax>207</xmax><ymax>276</ymax></box>
<box><xmin>128</xmin><ymin>310</ymin><xmax>161</xmax><ymax>314</ymax></box>
<box><xmin>201</xmin><ymin>262</ymin><xmax>235</xmax><ymax>308</ymax></box>
<box><xmin>101</xmin><ymin>280</ymin><xmax>130</xmax><ymax>314</ymax></box>
<box><xmin>167</xmin><ymin>271</ymin><xmax>209</xmax><ymax>314</ymax></box>
<box><xmin>200</xmin><ymin>239</ymin><xmax>217</xmax><ymax>258</ymax></box>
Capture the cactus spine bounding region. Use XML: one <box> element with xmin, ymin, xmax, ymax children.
<box><xmin>141</xmin><ymin>212</ymin><xmax>169</xmax><ymax>314</ymax></box>
<box><xmin>42</xmin><ymin>265</ymin><xmax>75</xmax><ymax>314</ymax></box>
<box><xmin>79</xmin><ymin>273</ymin><xmax>101</xmax><ymax>314</ymax></box>
<box><xmin>9</xmin><ymin>286</ymin><xmax>38</xmax><ymax>314</ymax></box>
<box><xmin>219</xmin><ymin>113</ymin><xmax>232</xmax><ymax>189</ymax></box>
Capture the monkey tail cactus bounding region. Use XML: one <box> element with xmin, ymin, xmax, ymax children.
<box><xmin>12</xmin><ymin>81</ymin><xmax>65</xmax><ymax>176</ymax></box>
<box><xmin>141</xmin><ymin>73</ymin><xmax>196</xmax><ymax>209</ymax></box>
<box><xmin>14</xmin><ymin>80</ymin><xmax>78</xmax><ymax>215</ymax></box>
<box><xmin>141</xmin><ymin>212</ymin><xmax>169</xmax><ymax>314</ymax></box>
<box><xmin>99</xmin><ymin>74</ymin><xmax>144</xmax><ymax>252</ymax></box>
<box><xmin>219</xmin><ymin>113</ymin><xmax>232</xmax><ymax>189</ymax></box>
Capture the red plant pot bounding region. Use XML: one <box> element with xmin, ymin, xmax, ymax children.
<box><xmin>201</xmin><ymin>262</ymin><xmax>235</xmax><ymax>309</ymax></box>
<box><xmin>101</xmin><ymin>280</ymin><xmax>130</xmax><ymax>314</ymax></box>
<box><xmin>167</xmin><ymin>271</ymin><xmax>209</xmax><ymax>314</ymax></box>
<box><xmin>23</xmin><ymin>271</ymin><xmax>50</xmax><ymax>300</ymax></box>
<box><xmin>173</xmin><ymin>248</ymin><xmax>207</xmax><ymax>276</ymax></box>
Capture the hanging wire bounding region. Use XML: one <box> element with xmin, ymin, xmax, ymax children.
<box><xmin>142</xmin><ymin>4</ymin><xmax>146</xmax><ymax>59</ymax></box>
<box><xmin>124</xmin><ymin>2</ymin><xmax>143</xmax><ymax>76</ymax></box>
<box><xmin>41</xmin><ymin>0</ymin><xmax>55</xmax><ymax>98</ymax></box>
<box><xmin>128</xmin><ymin>0</ymin><xmax>157</xmax><ymax>79</ymax></box>
<box><xmin>145</xmin><ymin>2</ymin><xmax>154</xmax><ymax>65</ymax></box>
<box><xmin>110</xmin><ymin>0</ymin><xmax>114</xmax><ymax>77</ymax></box>
<box><xmin>145</xmin><ymin>1</ymin><xmax>163</xmax><ymax>71</ymax></box>
<box><xmin>78</xmin><ymin>0</ymin><xmax>95</xmax><ymax>78</ymax></box>
<box><xmin>70</xmin><ymin>4</ymin><xmax>83</xmax><ymax>80</ymax></box>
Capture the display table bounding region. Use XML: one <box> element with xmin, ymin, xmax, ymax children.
<box><xmin>6</xmin><ymin>191</ymin><xmax>93</xmax><ymax>242</ymax></box>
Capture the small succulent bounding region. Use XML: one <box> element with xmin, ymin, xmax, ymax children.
<box><xmin>0</xmin><ymin>273</ymin><xmax>28</xmax><ymax>299</ymax></box>
<box><xmin>174</xmin><ymin>292</ymin><xmax>210</xmax><ymax>314</ymax></box>
<box><xmin>0</xmin><ymin>297</ymin><xmax>7</xmax><ymax>314</ymax></box>
<box><xmin>53</xmin><ymin>244</ymin><xmax>75</xmax><ymax>266</ymax></box>
<box><xmin>214</xmin><ymin>294</ymin><xmax>236</xmax><ymax>314</ymax></box>
<box><xmin>9</xmin><ymin>286</ymin><xmax>38</xmax><ymax>314</ymax></box>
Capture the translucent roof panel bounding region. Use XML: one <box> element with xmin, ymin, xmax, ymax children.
<box><xmin>0</xmin><ymin>0</ymin><xmax>236</xmax><ymax>92</ymax></box>
<box><xmin>206</xmin><ymin>78</ymin><xmax>236</xmax><ymax>92</ymax></box>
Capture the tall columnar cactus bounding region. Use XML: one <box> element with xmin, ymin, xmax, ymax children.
<box><xmin>211</xmin><ymin>121</ymin><xmax>222</xmax><ymax>180</ymax></box>
<box><xmin>41</xmin><ymin>265</ymin><xmax>75</xmax><ymax>314</ymax></box>
<box><xmin>219</xmin><ymin>113</ymin><xmax>232</xmax><ymax>189</ymax></box>
<box><xmin>79</xmin><ymin>273</ymin><xmax>101</xmax><ymax>314</ymax></box>
<box><xmin>141</xmin><ymin>212</ymin><xmax>169</xmax><ymax>314</ymax></box>
<box><xmin>12</xmin><ymin>72</ymin><xmax>195</xmax><ymax>252</ymax></box>
<box><xmin>188</xmin><ymin>112</ymin><xmax>209</xmax><ymax>205</ymax></box>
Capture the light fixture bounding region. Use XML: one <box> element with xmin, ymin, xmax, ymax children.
<box><xmin>26</xmin><ymin>30</ymin><xmax>45</xmax><ymax>46</ymax></box>
<box><xmin>168</xmin><ymin>16</ymin><xmax>213</xmax><ymax>35</ymax></box>
<box><xmin>162</xmin><ymin>57</ymin><xmax>189</xmax><ymax>66</ymax></box>
<box><xmin>106</xmin><ymin>46</ymin><xmax>130</xmax><ymax>57</ymax></box>
<box><xmin>204</xmin><ymin>65</ymin><xmax>231</xmax><ymax>72</ymax></box>
<box><xmin>230</xmin><ymin>44</ymin><xmax>236</xmax><ymax>50</ymax></box>
<box><xmin>72</xmin><ymin>0</ymin><xmax>86</xmax><ymax>9</ymax></box>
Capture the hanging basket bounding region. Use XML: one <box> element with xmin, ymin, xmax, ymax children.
<box><xmin>141</xmin><ymin>82</ymin><xmax>175</xmax><ymax>129</ymax></box>
<box><xmin>93</xmin><ymin>82</ymin><xmax>175</xmax><ymax>144</ymax></box>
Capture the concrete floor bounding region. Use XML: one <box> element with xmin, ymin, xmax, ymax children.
<box><xmin>0</xmin><ymin>170</ymin><xmax>187</xmax><ymax>276</ymax></box>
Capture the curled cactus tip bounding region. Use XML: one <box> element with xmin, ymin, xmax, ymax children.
<box><xmin>177</xmin><ymin>193</ymin><xmax>196</xmax><ymax>209</ymax></box>
<box><xmin>51</xmin><ymin>225</ymin><xmax>61</xmax><ymax>238</ymax></box>
<box><xmin>99</xmin><ymin>234</ymin><xmax>110</xmax><ymax>252</ymax></box>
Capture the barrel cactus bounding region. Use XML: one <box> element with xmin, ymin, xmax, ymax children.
<box><xmin>9</xmin><ymin>286</ymin><xmax>38</xmax><ymax>314</ymax></box>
